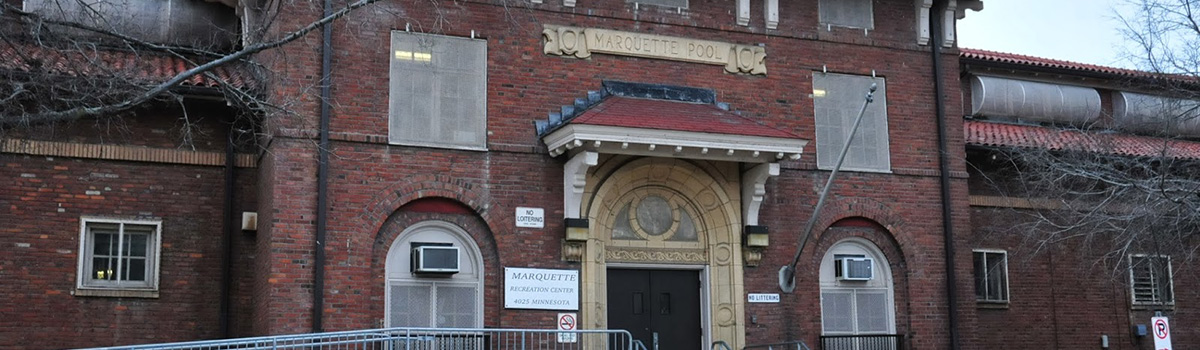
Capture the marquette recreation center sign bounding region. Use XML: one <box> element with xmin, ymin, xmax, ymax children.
<box><xmin>504</xmin><ymin>267</ymin><xmax>580</xmax><ymax>311</ymax></box>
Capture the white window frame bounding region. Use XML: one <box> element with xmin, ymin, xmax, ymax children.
<box><xmin>388</xmin><ymin>31</ymin><xmax>488</xmax><ymax>151</ymax></box>
<box><xmin>385</xmin><ymin>220</ymin><xmax>484</xmax><ymax>328</ymax></box>
<box><xmin>972</xmin><ymin>249</ymin><xmax>1009</xmax><ymax>304</ymax></box>
<box><xmin>75</xmin><ymin>217</ymin><xmax>162</xmax><ymax>298</ymax></box>
<box><xmin>626</xmin><ymin>0</ymin><xmax>688</xmax><ymax>10</ymax></box>
<box><xmin>817</xmin><ymin>0</ymin><xmax>874</xmax><ymax>29</ymax></box>
<box><xmin>812</xmin><ymin>72</ymin><xmax>891</xmax><ymax>173</ymax></box>
<box><xmin>819</xmin><ymin>238</ymin><xmax>895</xmax><ymax>335</ymax></box>
<box><xmin>1129</xmin><ymin>254</ymin><xmax>1174</xmax><ymax>306</ymax></box>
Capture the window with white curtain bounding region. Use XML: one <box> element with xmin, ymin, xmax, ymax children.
<box><xmin>389</xmin><ymin>32</ymin><xmax>487</xmax><ymax>150</ymax></box>
<box><xmin>812</xmin><ymin>72</ymin><xmax>890</xmax><ymax>172</ymax></box>
<box><xmin>818</xmin><ymin>0</ymin><xmax>873</xmax><ymax>29</ymax></box>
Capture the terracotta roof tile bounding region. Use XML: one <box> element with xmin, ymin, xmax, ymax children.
<box><xmin>1</xmin><ymin>42</ymin><xmax>249</xmax><ymax>89</ymax></box>
<box><xmin>570</xmin><ymin>96</ymin><xmax>800</xmax><ymax>139</ymax></box>
<box><xmin>964</xmin><ymin>120</ymin><xmax>1200</xmax><ymax>160</ymax></box>
<box><xmin>960</xmin><ymin>48</ymin><xmax>1154</xmax><ymax>79</ymax></box>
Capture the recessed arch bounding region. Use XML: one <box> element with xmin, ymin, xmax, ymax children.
<box><xmin>383</xmin><ymin>220</ymin><xmax>484</xmax><ymax>328</ymax></box>
<box><xmin>818</xmin><ymin>237</ymin><xmax>896</xmax><ymax>335</ymax></box>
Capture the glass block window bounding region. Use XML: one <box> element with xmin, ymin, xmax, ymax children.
<box><xmin>1130</xmin><ymin>255</ymin><xmax>1173</xmax><ymax>305</ymax></box>
<box><xmin>973</xmin><ymin>250</ymin><xmax>1009</xmax><ymax>303</ymax></box>
<box><xmin>77</xmin><ymin>218</ymin><xmax>161</xmax><ymax>291</ymax></box>
<box><xmin>819</xmin><ymin>0</ymin><xmax>874</xmax><ymax>29</ymax></box>
<box><xmin>812</xmin><ymin>72</ymin><xmax>890</xmax><ymax>172</ymax></box>
<box><xmin>389</xmin><ymin>32</ymin><xmax>487</xmax><ymax>150</ymax></box>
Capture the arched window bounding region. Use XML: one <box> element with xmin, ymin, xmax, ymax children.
<box><xmin>818</xmin><ymin>238</ymin><xmax>895</xmax><ymax>335</ymax></box>
<box><xmin>385</xmin><ymin>220</ymin><xmax>484</xmax><ymax>328</ymax></box>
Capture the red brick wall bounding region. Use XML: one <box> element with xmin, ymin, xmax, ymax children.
<box><xmin>0</xmin><ymin>154</ymin><xmax>257</xmax><ymax>349</ymax></box>
<box><xmin>969</xmin><ymin>206</ymin><xmax>1200</xmax><ymax>350</ymax></box>
<box><xmin>250</xmin><ymin>0</ymin><xmax>973</xmax><ymax>348</ymax></box>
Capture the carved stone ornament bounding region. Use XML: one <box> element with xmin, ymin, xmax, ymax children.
<box><xmin>543</xmin><ymin>25</ymin><xmax>767</xmax><ymax>75</ymax></box>
<box><xmin>743</xmin><ymin>247</ymin><xmax>764</xmax><ymax>267</ymax></box>
<box><xmin>562</xmin><ymin>240</ymin><xmax>586</xmax><ymax>262</ymax></box>
<box><xmin>607</xmin><ymin>247</ymin><xmax>708</xmax><ymax>263</ymax></box>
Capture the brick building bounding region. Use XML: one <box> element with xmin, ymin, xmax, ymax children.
<box><xmin>1</xmin><ymin>0</ymin><xmax>1195</xmax><ymax>349</ymax></box>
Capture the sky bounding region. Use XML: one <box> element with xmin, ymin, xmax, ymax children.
<box><xmin>957</xmin><ymin>0</ymin><xmax>1135</xmax><ymax>69</ymax></box>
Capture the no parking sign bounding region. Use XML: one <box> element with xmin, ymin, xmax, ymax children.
<box><xmin>1152</xmin><ymin>316</ymin><xmax>1172</xmax><ymax>350</ymax></box>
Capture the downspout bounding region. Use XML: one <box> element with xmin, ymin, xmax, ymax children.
<box><xmin>313</xmin><ymin>0</ymin><xmax>333</xmax><ymax>333</ymax></box>
<box><xmin>930</xmin><ymin>1</ymin><xmax>961</xmax><ymax>350</ymax></box>
<box><xmin>220</xmin><ymin>131</ymin><xmax>236</xmax><ymax>338</ymax></box>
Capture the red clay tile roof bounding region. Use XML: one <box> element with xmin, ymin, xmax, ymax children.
<box><xmin>0</xmin><ymin>42</ymin><xmax>248</xmax><ymax>89</ymax></box>
<box><xmin>960</xmin><ymin>48</ymin><xmax>1154</xmax><ymax>79</ymax></box>
<box><xmin>570</xmin><ymin>96</ymin><xmax>800</xmax><ymax>139</ymax></box>
<box><xmin>964</xmin><ymin>120</ymin><xmax>1200</xmax><ymax>160</ymax></box>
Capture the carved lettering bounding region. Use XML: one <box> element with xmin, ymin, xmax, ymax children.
<box><xmin>543</xmin><ymin>24</ymin><xmax>766</xmax><ymax>75</ymax></box>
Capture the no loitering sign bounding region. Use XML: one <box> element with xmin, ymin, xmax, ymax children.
<box><xmin>515</xmin><ymin>207</ymin><xmax>545</xmax><ymax>228</ymax></box>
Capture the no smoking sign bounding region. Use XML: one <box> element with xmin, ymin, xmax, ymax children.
<box><xmin>558</xmin><ymin>313</ymin><xmax>578</xmax><ymax>343</ymax></box>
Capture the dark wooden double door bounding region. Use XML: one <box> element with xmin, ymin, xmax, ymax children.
<box><xmin>607</xmin><ymin>269</ymin><xmax>702</xmax><ymax>350</ymax></box>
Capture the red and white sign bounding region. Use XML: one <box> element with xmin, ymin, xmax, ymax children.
<box><xmin>1152</xmin><ymin>316</ymin><xmax>1173</xmax><ymax>350</ymax></box>
<box><xmin>557</xmin><ymin>313</ymin><xmax>578</xmax><ymax>343</ymax></box>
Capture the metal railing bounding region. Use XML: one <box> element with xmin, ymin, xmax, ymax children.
<box><xmin>743</xmin><ymin>340</ymin><xmax>812</xmax><ymax>350</ymax></box>
<box><xmin>77</xmin><ymin>327</ymin><xmax>641</xmax><ymax>350</ymax></box>
<box><xmin>818</xmin><ymin>334</ymin><xmax>903</xmax><ymax>350</ymax></box>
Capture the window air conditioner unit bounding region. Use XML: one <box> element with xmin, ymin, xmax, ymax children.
<box><xmin>836</xmin><ymin>257</ymin><xmax>873</xmax><ymax>281</ymax></box>
<box><xmin>411</xmin><ymin>244</ymin><xmax>460</xmax><ymax>274</ymax></box>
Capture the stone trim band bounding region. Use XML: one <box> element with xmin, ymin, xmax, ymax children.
<box><xmin>543</xmin><ymin>25</ymin><xmax>767</xmax><ymax>75</ymax></box>
<box><xmin>2</xmin><ymin>139</ymin><xmax>257</xmax><ymax>168</ymax></box>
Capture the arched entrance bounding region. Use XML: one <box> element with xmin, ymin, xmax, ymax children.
<box><xmin>579</xmin><ymin>157</ymin><xmax>745</xmax><ymax>349</ymax></box>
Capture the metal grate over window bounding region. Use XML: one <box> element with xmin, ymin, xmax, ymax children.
<box><xmin>812</xmin><ymin>72</ymin><xmax>890</xmax><ymax>172</ymax></box>
<box><xmin>389</xmin><ymin>32</ymin><xmax>487</xmax><ymax>150</ymax></box>
<box><xmin>1130</xmin><ymin>255</ymin><xmax>1173</xmax><ymax>305</ymax></box>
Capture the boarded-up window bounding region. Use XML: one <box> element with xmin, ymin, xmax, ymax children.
<box><xmin>389</xmin><ymin>32</ymin><xmax>487</xmax><ymax>150</ymax></box>
<box><xmin>813</xmin><ymin>73</ymin><xmax>890</xmax><ymax>172</ymax></box>
<box><xmin>819</xmin><ymin>0</ymin><xmax>873</xmax><ymax>29</ymax></box>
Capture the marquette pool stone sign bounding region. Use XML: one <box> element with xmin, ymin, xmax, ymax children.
<box><xmin>505</xmin><ymin>267</ymin><xmax>580</xmax><ymax>310</ymax></box>
<box><xmin>543</xmin><ymin>25</ymin><xmax>767</xmax><ymax>75</ymax></box>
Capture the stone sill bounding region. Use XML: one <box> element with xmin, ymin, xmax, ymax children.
<box><xmin>73</xmin><ymin>288</ymin><xmax>160</xmax><ymax>299</ymax></box>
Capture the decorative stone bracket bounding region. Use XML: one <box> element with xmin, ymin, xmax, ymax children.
<box><xmin>543</xmin><ymin>25</ymin><xmax>767</xmax><ymax>75</ymax></box>
<box><xmin>741</xmin><ymin>163</ymin><xmax>779</xmax><ymax>266</ymax></box>
<box><xmin>562</xmin><ymin>151</ymin><xmax>598</xmax><ymax>262</ymax></box>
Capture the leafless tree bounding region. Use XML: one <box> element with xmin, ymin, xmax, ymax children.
<box><xmin>968</xmin><ymin>1</ymin><xmax>1200</xmax><ymax>282</ymax></box>
<box><xmin>977</xmin><ymin>143</ymin><xmax>1200</xmax><ymax>271</ymax></box>
<box><xmin>0</xmin><ymin>0</ymin><xmax>382</xmax><ymax>147</ymax></box>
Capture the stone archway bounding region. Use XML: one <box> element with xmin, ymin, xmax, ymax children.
<box><xmin>579</xmin><ymin>157</ymin><xmax>745</xmax><ymax>349</ymax></box>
